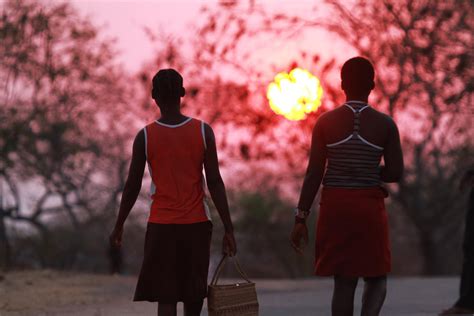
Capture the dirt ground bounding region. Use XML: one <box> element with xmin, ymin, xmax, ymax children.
<box><xmin>0</xmin><ymin>270</ymin><xmax>461</xmax><ymax>316</ymax></box>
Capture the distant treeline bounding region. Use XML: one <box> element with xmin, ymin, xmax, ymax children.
<box><xmin>0</xmin><ymin>0</ymin><xmax>472</xmax><ymax>276</ymax></box>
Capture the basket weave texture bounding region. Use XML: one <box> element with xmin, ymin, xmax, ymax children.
<box><xmin>207</xmin><ymin>256</ymin><xmax>259</xmax><ymax>316</ymax></box>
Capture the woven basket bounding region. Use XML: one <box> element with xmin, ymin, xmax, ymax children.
<box><xmin>208</xmin><ymin>255</ymin><xmax>259</xmax><ymax>316</ymax></box>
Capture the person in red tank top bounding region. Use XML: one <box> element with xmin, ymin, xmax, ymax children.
<box><xmin>109</xmin><ymin>69</ymin><xmax>237</xmax><ymax>316</ymax></box>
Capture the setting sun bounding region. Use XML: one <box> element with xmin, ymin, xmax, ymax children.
<box><xmin>267</xmin><ymin>68</ymin><xmax>323</xmax><ymax>121</ymax></box>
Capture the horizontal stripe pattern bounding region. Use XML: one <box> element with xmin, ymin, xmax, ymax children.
<box><xmin>323</xmin><ymin>102</ymin><xmax>383</xmax><ymax>188</ymax></box>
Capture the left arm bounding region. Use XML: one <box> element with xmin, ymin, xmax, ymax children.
<box><xmin>203</xmin><ymin>123</ymin><xmax>237</xmax><ymax>256</ymax></box>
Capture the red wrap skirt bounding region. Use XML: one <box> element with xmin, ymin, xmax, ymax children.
<box><xmin>314</xmin><ymin>187</ymin><xmax>391</xmax><ymax>277</ymax></box>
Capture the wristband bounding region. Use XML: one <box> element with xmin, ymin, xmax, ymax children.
<box><xmin>294</xmin><ymin>207</ymin><xmax>309</xmax><ymax>218</ymax></box>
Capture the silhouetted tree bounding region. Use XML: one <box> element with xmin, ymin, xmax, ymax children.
<box><xmin>316</xmin><ymin>0</ymin><xmax>474</xmax><ymax>275</ymax></box>
<box><xmin>141</xmin><ymin>0</ymin><xmax>474</xmax><ymax>274</ymax></box>
<box><xmin>137</xmin><ymin>3</ymin><xmax>340</xmax><ymax>276</ymax></box>
<box><xmin>0</xmin><ymin>0</ymin><xmax>135</xmax><ymax>269</ymax></box>
<box><xmin>139</xmin><ymin>3</ymin><xmax>340</xmax><ymax>196</ymax></box>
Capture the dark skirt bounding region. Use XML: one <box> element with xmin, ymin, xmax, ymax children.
<box><xmin>134</xmin><ymin>220</ymin><xmax>213</xmax><ymax>303</ymax></box>
<box><xmin>314</xmin><ymin>187</ymin><xmax>391</xmax><ymax>277</ymax></box>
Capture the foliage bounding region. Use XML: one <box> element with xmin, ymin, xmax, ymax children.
<box><xmin>1</xmin><ymin>0</ymin><xmax>472</xmax><ymax>276</ymax></box>
<box><xmin>141</xmin><ymin>0</ymin><xmax>474</xmax><ymax>274</ymax></box>
<box><xmin>138</xmin><ymin>3</ymin><xmax>341</xmax><ymax>197</ymax></box>
<box><xmin>232</xmin><ymin>189</ymin><xmax>314</xmax><ymax>277</ymax></box>
<box><xmin>206</xmin><ymin>188</ymin><xmax>313</xmax><ymax>278</ymax></box>
<box><xmin>320</xmin><ymin>0</ymin><xmax>474</xmax><ymax>274</ymax></box>
<box><xmin>0</xmin><ymin>0</ymin><xmax>135</xmax><ymax>269</ymax></box>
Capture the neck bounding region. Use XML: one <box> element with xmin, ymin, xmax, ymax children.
<box><xmin>156</xmin><ymin>99</ymin><xmax>180</xmax><ymax>116</ymax></box>
<box><xmin>345</xmin><ymin>94</ymin><xmax>369</xmax><ymax>103</ymax></box>
<box><xmin>158</xmin><ymin>106</ymin><xmax>187</xmax><ymax>124</ymax></box>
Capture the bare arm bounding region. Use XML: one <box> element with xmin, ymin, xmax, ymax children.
<box><xmin>380</xmin><ymin>120</ymin><xmax>404</xmax><ymax>182</ymax></box>
<box><xmin>203</xmin><ymin>123</ymin><xmax>236</xmax><ymax>255</ymax></box>
<box><xmin>203</xmin><ymin>123</ymin><xmax>234</xmax><ymax>233</ymax></box>
<box><xmin>291</xmin><ymin>119</ymin><xmax>327</xmax><ymax>254</ymax></box>
<box><xmin>112</xmin><ymin>130</ymin><xmax>146</xmax><ymax>235</ymax></box>
<box><xmin>297</xmin><ymin>120</ymin><xmax>327</xmax><ymax>214</ymax></box>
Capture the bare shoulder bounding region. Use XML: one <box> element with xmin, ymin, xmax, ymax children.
<box><xmin>134</xmin><ymin>128</ymin><xmax>145</xmax><ymax>145</ymax></box>
<box><xmin>203</xmin><ymin>122</ymin><xmax>215</xmax><ymax>137</ymax></box>
<box><xmin>131</xmin><ymin>128</ymin><xmax>146</xmax><ymax>160</ymax></box>
<box><xmin>315</xmin><ymin>107</ymin><xmax>343</xmax><ymax>126</ymax></box>
<box><xmin>369</xmin><ymin>107</ymin><xmax>398</xmax><ymax>129</ymax></box>
<box><xmin>202</xmin><ymin>121</ymin><xmax>217</xmax><ymax>149</ymax></box>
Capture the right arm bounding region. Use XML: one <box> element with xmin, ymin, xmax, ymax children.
<box><xmin>203</xmin><ymin>123</ymin><xmax>236</xmax><ymax>255</ymax></box>
<box><xmin>110</xmin><ymin>129</ymin><xmax>146</xmax><ymax>247</ymax></box>
<box><xmin>381</xmin><ymin>119</ymin><xmax>404</xmax><ymax>182</ymax></box>
<box><xmin>291</xmin><ymin>118</ymin><xmax>327</xmax><ymax>254</ymax></box>
<box><xmin>296</xmin><ymin>118</ymin><xmax>327</xmax><ymax>213</ymax></box>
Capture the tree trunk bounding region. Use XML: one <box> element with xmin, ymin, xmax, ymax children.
<box><xmin>0</xmin><ymin>210</ymin><xmax>11</xmax><ymax>271</ymax></box>
<box><xmin>419</xmin><ymin>233</ymin><xmax>443</xmax><ymax>275</ymax></box>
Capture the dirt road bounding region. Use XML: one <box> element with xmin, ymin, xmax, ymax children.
<box><xmin>0</xmin><ymin>270</ymin><xmax>458</xmax><ymax>315</ymax></box>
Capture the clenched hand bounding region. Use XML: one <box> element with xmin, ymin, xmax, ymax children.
<box><xmin>290</xmin><ymin>223</ymin><xmax>309</xmax><ymax>255</ymax></box>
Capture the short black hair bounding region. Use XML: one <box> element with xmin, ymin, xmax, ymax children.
<box><xmin>152</xmin><ymin>69</ymin><xmax>184</xmax><ymax>100</ymax></box>
<box><xmin>341</xmin><ymin>57</ymin><xmax>374</xmax><ymax>93</ymax></box>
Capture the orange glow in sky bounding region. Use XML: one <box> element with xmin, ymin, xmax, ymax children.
<box><xmin>267</xmin><ymin>68</ymin><xmax>323</xmax><ymax>121</ymax></box>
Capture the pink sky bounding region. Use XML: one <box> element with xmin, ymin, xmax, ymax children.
<box><xmin>70</xmin><ymin>0</ymin><xmax>354</xmax><ymax>77</ymax></box>
<box><xmin>70</xmin><ymin>0</ymin><xmax>207</xmax><ymax>71</ymax></box>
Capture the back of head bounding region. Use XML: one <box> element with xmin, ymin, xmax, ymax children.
<box><xmin>341</xmin><ymin>57</ymin><xmax>375</xmax><ymax>96</ymax></box>
<box><xmin>151</xmin><ymin>69</ymin><xmax>185</xmax><ymax>105</ymax></box>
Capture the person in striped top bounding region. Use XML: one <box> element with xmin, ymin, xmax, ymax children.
<box><xmin>291</xmin><ymin>57</ymin><xmax>404</xmax><ymax>316</ymax></box>
<box><xmin>109</xmin><ymin>69</ymin><xmax>237</xmax><ymax>316</ymax></box>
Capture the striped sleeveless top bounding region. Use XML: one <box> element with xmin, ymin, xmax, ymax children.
<box><xmin>322</xmin><ymin>101</ymin><xmax>383</xmax><ymax>188</ymax></box>
<box><xmin>143</xmin><ymin>117</ymin><xmax>211</xmax><ymax>224</ymax></box>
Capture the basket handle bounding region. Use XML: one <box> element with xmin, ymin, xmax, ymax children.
<box><xmin>210</xmin><ymin>255</ymin><xmax>252</xmax><ymax>285</ymax></box>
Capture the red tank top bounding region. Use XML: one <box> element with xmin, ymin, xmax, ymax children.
<box><xmin>143</xmin><ymin>117</ymin><xmax>211</xmax><ymax>224</ymax></box>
